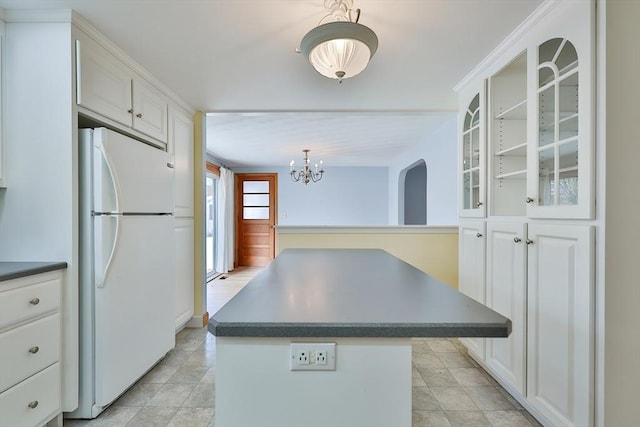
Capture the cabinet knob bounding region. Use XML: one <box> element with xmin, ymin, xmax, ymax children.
<box><xmin>475</xmin><ymin>201</ymin><xmax>483</xmax><ymax>207</ymax></box>
<box><xmin>514</xmin><ymin>237</ymin><xmax>522</xmax><ymax>243</ymax></box>
<box><xmin>29</xmin><ymin>346</ymin><xmax>40</xmax><ymax>354</ymax></box>
<box><xmin>526</xmin><ymin>239</ymin><xmax>534</xmax><ymax>245</ymax></box>
<box><xmin>127</xmin><ymin>108</ymin><xmax>134</xmax><ymax>114</ymax></box>
<box><xmin>29</xmin><ymin>297</ymin><xmax>40</xmax><ymax>305</ymax></box>
<box><xmin>476</xmin><ymin>233</ymin><xmax>483</xmax><ymax>238</ymax></box>
<box><xmin>28</xmin><ymin>401</ymin><xmax>39</xmax><ymax>409</ymax></box>
<box><xmin>136</xmin><ymin>113</ymin><xmax>143</xmax><ymax>118</ymax></box>
<box><xmin>525</xmin><ymin>197</ymin><xmax>535</xmax><ymax>204</ymax></box>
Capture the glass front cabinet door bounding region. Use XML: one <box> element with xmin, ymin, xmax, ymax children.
<box><xmin>459</xmin><ymin>85</ymin><xmax>486</xmax><ymax>218</ymax></box>
<box><xmin>527</xmin><ymin>35</ymin><xmax>593</xmax><ymax>219</ymax></box>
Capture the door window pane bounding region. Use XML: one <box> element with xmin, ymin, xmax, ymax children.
<box><xmin>243</xmin><ymin>181</ymin><xmax>269</xmax><ymax>193</ymax></box>
<box><xmin>243</xmin><ymin>194</ymin><xmax>269</xmax><ymax>207</ymax></box>
<box><xmin>243</xmin><ymin>207</ymin><xmax>269</xmax><ymax>220</ymax></box>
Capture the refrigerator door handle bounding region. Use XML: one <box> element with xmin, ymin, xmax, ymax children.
<box><xmin>94</xmin><ymin>141</ymin><xmax>121</xmax><ymax>214</ymax></box>
<box><xmin>97</xmin><ymin>215</ymin><xmax>120</xmax><ymax>288</ymax></box>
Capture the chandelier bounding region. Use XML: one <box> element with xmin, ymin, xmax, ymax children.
<box><xmin>290</xmin><ymin>149</ymin><xmax>324</xmax><ymax>185</ymax></box>
<box><xmin>300</xmin><ymin>0</ymin><xmax>378</xmax><ymax>83</ymax></box>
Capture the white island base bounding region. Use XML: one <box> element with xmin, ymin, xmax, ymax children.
<box><xmin>215</xmin><ymin>337</ymin><xmax>412</xmax><ymax>427</ymax></box>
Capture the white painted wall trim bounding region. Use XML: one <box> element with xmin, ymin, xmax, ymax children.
<box><xmin>454</xmin><ymin>0</ymin><xmax>561</xmax><ymax>92</ymax></box>
<box><xmin>276</xmin><ymin>225</ymin><xmax>458</xmax><ymax>234</ymax></box>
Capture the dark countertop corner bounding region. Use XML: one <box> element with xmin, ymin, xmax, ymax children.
<box><xmin>0</xmin><ymin>261</ymin><xmax>68</xmax><ymax>282</ymax></box>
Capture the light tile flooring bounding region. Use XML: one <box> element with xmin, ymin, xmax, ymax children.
<box><xmin>64</xmin><ymin>267</ymin><xmax>541</xmax><ymax>427</ymax></box>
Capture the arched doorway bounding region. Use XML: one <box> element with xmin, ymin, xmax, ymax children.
<box><xmin>401</xmin><ymin>160</ymin><xmax>427</xmax><ymax>225</ymax></box>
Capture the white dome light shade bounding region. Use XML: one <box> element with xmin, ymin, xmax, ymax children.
<box><xmin>301</xmin><ymin>21</ymin><xmax>378</xmax><ymax>82</ymax></box>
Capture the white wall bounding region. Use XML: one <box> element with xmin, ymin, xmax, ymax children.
<box><xmin>388</xmin><ymin>117</ymin><xmax>458</xmax><ymax>225</ymax></box>
<box><xmin>232</xmin><ymin>166</ymin><xmax>389</xmax><ymax>225</ymax></box>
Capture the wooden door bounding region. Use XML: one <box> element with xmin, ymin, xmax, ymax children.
<box><xmin>235</xmin><ymin>174</ymin><xmax>277</xmax><ymax>267</ymax></box>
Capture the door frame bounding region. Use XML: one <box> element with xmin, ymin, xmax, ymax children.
<box><xmin>234</xmin><ymin>173</ymin><xmax>278</xmax><ymax>267</ymax></box>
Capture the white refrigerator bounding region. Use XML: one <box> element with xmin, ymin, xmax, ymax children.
<box><xmin>70</xmin><ymin>128</ymin><xmax>176</xmax><ymax>419</ymax></box>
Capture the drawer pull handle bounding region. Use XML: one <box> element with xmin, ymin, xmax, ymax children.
<box><xmin>526</xmin><ymin>239</ymin><xmax>534</xmax><ymax>245</ymax></box>
<box><xmin>28</xmin><ymin>401</ymin><xmax>39</xmax><ymax>409</ymax></box>
<box><xmin>29</xmin><ymin>346</ymin><xmax>40</xmax><ymax>354</ymax></box>
<box><xmin>476</xmin><ymin>233</ymin><xmax>483</xmax><ymax>238</ymax></box>
<box><xmin>136</xmin><ymin>113</ymin><xmax>143</xmax><ymax>118</ymax></box>
<box><xmin>30</xmin><ymin>297</ymin><xmax>40</xmax><ymax>305</ymax></box>
<box><xmin>514</xmin><ymin>237</ymin><xmax>522</xmax><ymax>243</ymax></box>
<box><xmin>127</xmin><ymin>109</ymin><xmax>134</xmax><ymax>114</ymax></box>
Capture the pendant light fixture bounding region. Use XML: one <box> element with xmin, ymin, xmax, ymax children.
<box><xmin>300</xmin><ymin>0</ymin><xmax>378</xmax><ymax>83</ymax></box>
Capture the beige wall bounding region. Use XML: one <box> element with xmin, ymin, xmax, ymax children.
<box><xmin>604</xmin><ymin>0</ymin><xmax>640</xmax><ymax>424</ymax></box>
<box><xmin>277</xmin><ymin>227</ymin><xmax>458</xmax><ymax>288</ymax></box>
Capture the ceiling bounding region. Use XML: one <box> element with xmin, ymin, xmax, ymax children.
<box><xmin>0</xmin><ymin>0</ymin><xmax>543</xmax><ymax>167</ymax></box>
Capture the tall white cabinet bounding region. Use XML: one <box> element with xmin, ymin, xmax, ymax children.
<box><xmin>168</xmin><ymin>106</ymin><xmax>195</xmax><ymax>330</ymax></box>
<box><xmin>456</xmin><ymin>1</ymin><xmax>595</xmax><ymax>426</ymax></box>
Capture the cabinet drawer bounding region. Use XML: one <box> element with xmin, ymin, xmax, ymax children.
<box><xmin>0</xmin><ymin>363</ymin><xmax>60</xmax><ymax>427</ymax></box>
<box><xmin>0</xmin><ymin>277</ymin><xmax>60</xmax><ymax>330</ymax></box>
<box><xmin>0</xmin><ymin>313</ymin><xmax>60</xmax><ymax>393</ymax></box>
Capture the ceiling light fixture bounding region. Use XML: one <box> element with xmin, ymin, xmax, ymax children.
<box><xmin>300</xmin><ymin>0</ymin><xmax>378</xmax><ymax>83</ymax></box>
<box><xmin>290</xmin><ymin>149</ymin><xmax>324</xmax><ymax>185</ymax></box>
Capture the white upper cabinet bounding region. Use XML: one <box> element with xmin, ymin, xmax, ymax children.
<box><xmin>481</xmin><ymin>0</ymin><xmax>594</xmax><ymax>220</ymax></box>
<box><xmin>76</xmin><ymin>35</ymin><xmax>168</xmax><ymax>144</ymax></box>
<box><xmin>168</xmin><ymin>105</ymin><xmax>194</xmax><ymax>217</ymax></box>
<box><xmin>459</xmin><ymin>85</ymin><xmax>487</xmax><ymax>218</ymax></box>
<box><xmin>526</xmin><ymin>36</ymin><xmax>593</xmax><ymax>219</ymax></box>
<box><xmin>489</xmin><ymin>52</ymin><xmax>528</xmax><ymax>216</ymax></box>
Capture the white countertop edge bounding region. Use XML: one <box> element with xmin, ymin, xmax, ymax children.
<box><xmin>275</xmin><ymin>225</ymin><xmax>458</xmax><ymax>234</ymax></box>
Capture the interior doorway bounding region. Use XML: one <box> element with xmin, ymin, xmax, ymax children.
<box><xmin>235</xmin><ymin>173</ymin><xmax>277</xmax><ymax>267</ymax></box>
<box><xmin>400</xmin><ymin>160</ymin><xmax>427</xmax><ymax>225</ymax></box>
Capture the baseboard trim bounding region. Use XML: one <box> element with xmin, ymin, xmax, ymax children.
<box><xmin>185</xmin><ymin>312</ymin><xmax>209</xmax><ymax>328</ymax></box>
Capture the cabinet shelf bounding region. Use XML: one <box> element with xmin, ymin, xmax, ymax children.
<box><xmin>495</xmin><ymin>99</ymin><xmax>527</xmax><ymax>120</ymax></box>
<box><xmin>495</xmin><ymin>169</ymin><xmax>527</xmax><ymax>179</ymax></box>
<box><xmin>495</xmin><ymin>143</ymin><xmax>527</xmax><ymax>157</ymax></box>
<box><xmin>540</xmin><ymin>166</ymin><xmax>578</xmax><ymax>177</ymax></box>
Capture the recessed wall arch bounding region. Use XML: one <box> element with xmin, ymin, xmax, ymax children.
<box><xmin>398</xmin><ymin>159</ymin><xmax>427</xmax><ymax>225</ymax></box>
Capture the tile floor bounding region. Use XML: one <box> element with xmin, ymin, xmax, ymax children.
<box><xmin>63</xmin><ymin>267</ymin><xmax>541</xmax><ymax>427</ymax></box>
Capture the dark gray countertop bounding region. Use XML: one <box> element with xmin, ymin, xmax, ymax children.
<box><xmin>209</xmin><ymin>249</ymin><xmax>511</xmax><ymax>338</ymax></box>
<box><xmin>0</xmin><ymin>262</ymin><xmax>68</xmax><ymax>282</ymax></box>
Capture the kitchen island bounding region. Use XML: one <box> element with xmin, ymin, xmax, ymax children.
<box><xmin>208</xmin><ymin>249</ymin><xmax>510</xmax><ymax>427</ymax></box>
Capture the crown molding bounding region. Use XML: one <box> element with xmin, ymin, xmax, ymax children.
<box><xmin>71</xmin><ymin>13</ymin><xmax>195</xmax><ymax>115</ymax></box>
<box><xmin>454</xmin><ymin>0</ymin><xmax>561</xmax><ymax>92</ymax></box>
<box><xmin>3</xmin><ymin>8</ymin><xmax>74</xmax><ymax>23</ymax></box>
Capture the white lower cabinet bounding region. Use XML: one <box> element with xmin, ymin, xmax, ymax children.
<box><xmin>485</xmin><ymin>220</ymin><xmax>527</xmax><ymax>395</ymax></box>
<box><xmin>461</xmin><ymin>222</ymin><xmax>593</xmax><ymax>426</ymax></box>
<box><xmin>458</xmin><ymin>220</ymin><xmax>486</xmax><ymax>360</ymax></box>
<box><xmin>526</xmin><ymin>223</ymin><xmax>593</xmax><ymax>427</ymax></box>
<box><xmin>0</xmin><ymin>270</ymin><xmax>63</xmax><ymax>427</ymax></box>
<box><xmin>174</xmin><ymin>217</ymin><xmax>194</xmax><ymax>329</ymax></box>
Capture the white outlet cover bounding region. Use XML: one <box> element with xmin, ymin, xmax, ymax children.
<box><xmin>290</xmin><ymin>342</ymin><xmax>336</xmax><ymax>371</ymax></box>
